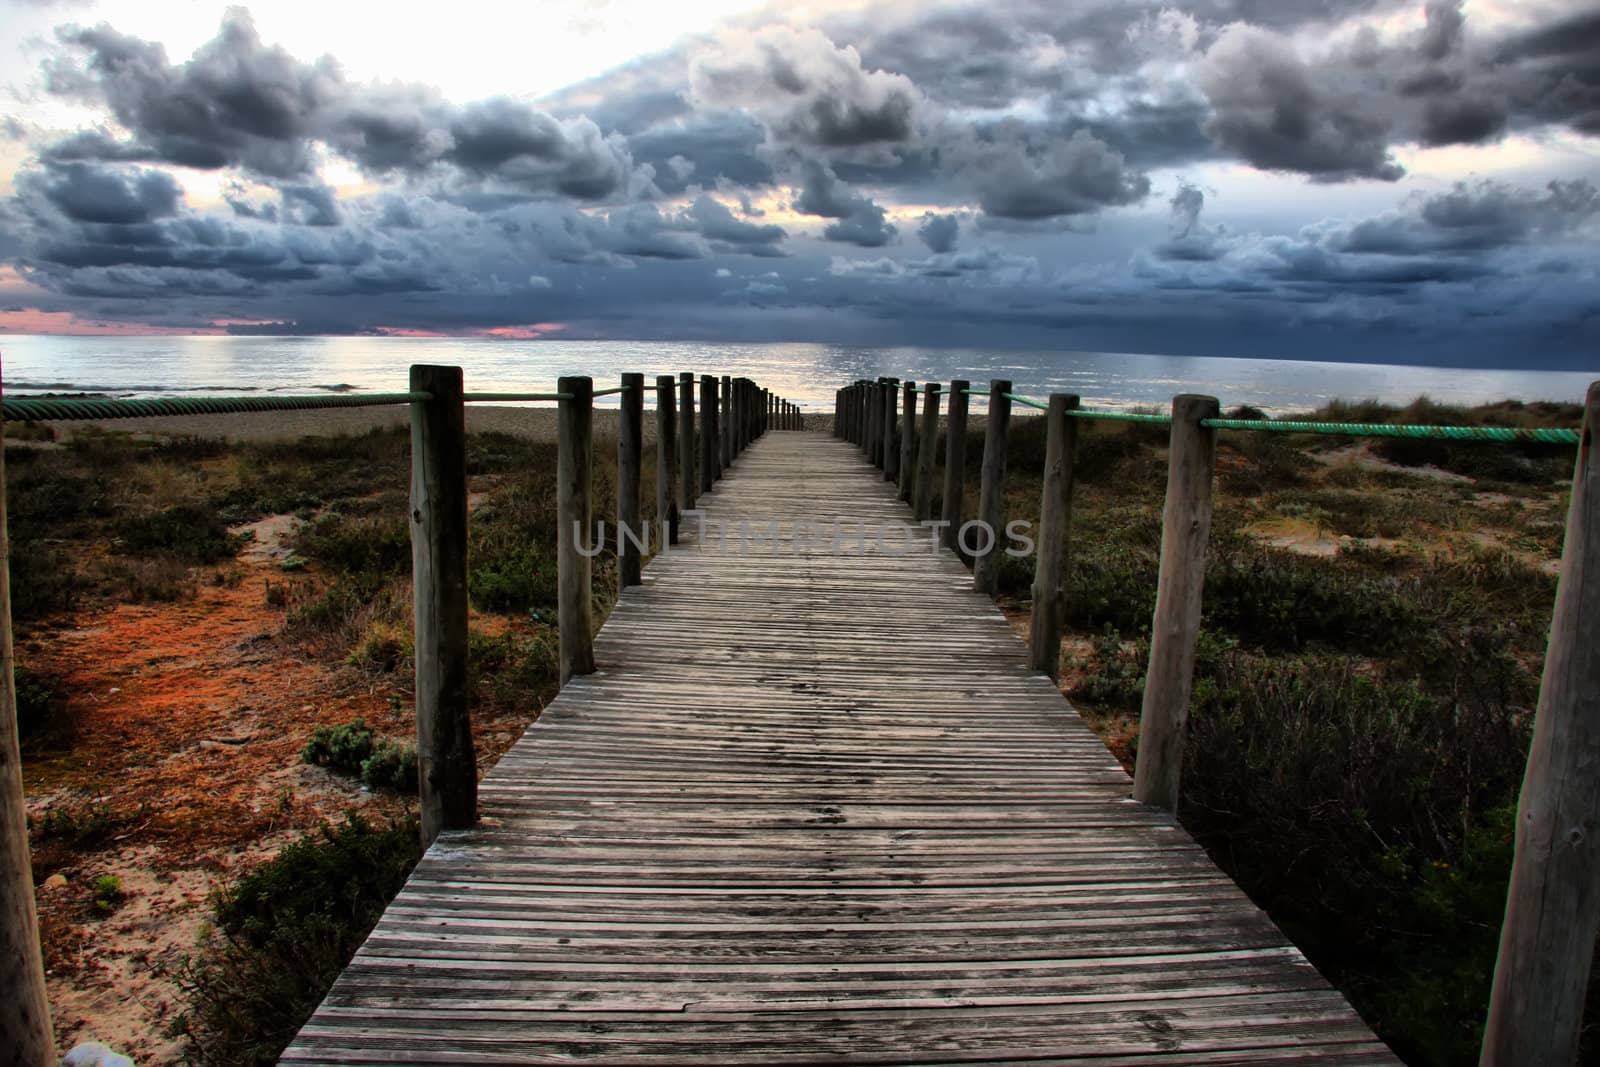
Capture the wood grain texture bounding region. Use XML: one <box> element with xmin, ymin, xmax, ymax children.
<box><xmin>1481</xmin><ymin>381</ymin><xmax>1600</xmax><ymax>1066</ymax></box>
<box><xmin>409</xmin><ymin>365</ymin><xmax>477</xmax><ymax>841</ymax></box>
<box><xmin>557</xmin><ymin>376</ymin><xmax>596</xmax><ymax>686</ymax></box>
<box><xmin>1132</xmin><ymin>394</ymin><xmax>1218</xmax><ymax>813</ymax></box>
<box><xmin>0</xmin><ymin>420</ymin><xmax>55</xmax><ymax>1063</ymax></box>
<box><xmin>286</xmin><ymin>433</ymin><xmax>1396</xmax><ymax>1066</ymax></box>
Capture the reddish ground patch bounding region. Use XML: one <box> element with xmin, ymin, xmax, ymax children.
<box><xmin>20</xmin><ymin>557</ymin><xmax>542</xmax><ymax>1062</ymax></box>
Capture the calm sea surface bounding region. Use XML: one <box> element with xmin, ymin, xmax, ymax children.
<box><xmin>0</xmin><ymin>335</ymin><xmax>1592</xmax><ymax>415</ymax></box>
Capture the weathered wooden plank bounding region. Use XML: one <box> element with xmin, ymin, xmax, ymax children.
<box><xmin>286</xmin><ymin>432</ymin><xmax>1396</xmax><ymax>1065</ymax></box>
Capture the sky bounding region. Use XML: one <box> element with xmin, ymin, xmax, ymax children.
<box><xmin>0</xmin><ymin>0</ymin><xmax>1596</xmax><ymax>368</ymax></box>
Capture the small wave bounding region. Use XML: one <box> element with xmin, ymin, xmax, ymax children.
<box><xmin>310</xmin><ymin>383</ymin><xmax>358</xmax><ymax>393</ymax></box>
<box><xmin>5</xmin><ymin>381</ymin><xmax>263</xmax><ymax>395</ymax></box>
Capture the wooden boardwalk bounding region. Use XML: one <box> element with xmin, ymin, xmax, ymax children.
<box><xmin>285</xmin><ymin>432</ymin><xmax>1399</xmax><ymax>1065</ymax></box>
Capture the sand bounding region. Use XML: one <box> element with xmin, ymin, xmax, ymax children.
<box><xmin>52</xmin><ymin>407</ymin><xmax>842</xmax><ymax>444</ymax></box>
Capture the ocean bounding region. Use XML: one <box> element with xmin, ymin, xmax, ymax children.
<box><xmin>0</xmin><ymin>335</ymin><xmax>1592</xmax><ymax>416</ymax></box>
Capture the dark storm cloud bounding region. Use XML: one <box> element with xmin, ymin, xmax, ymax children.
<box><xmin>792</xmin><ymin>163</ymin><xmax>897</xmax><ymax>246</ymax></box>
<box><xmin>1335</xmin><ymin>179</ymin><xmax>1599</xmax><ymax>254</ymax></box>
<box><xmin>687</xmin><ymin>194</ymin><xmax>787</xmax><ymax>256</ymax></box>
<box><xmin>39</xmin><ymin>10</ymin><xmax>642</xmax><ymax>200</ymax></box>
<box><xmin>690</xmin><ymin>26</ymin><xmax>923</xmax><ymax>149</ymax></box>
<box><xmin>26</xmin><ymin>161</ymin><xmax>182</xmax><ymax>224</ymax></box>
<box><xmin>1140</xmin><ymin>177</ymin><xmax>1599</xmax><ymax>304</ymax></box>
<box><xmin>963</xmin><ymin>126</ymin><xmax>1151</xmax><ymax>220</ymax></box>
<box><xmin>626</xmin><ymin>112</ymin><xmax>775</xmax><ymax>194</ymax></box>
<box><xmin>280</xmin><ymin>183</ymin><xmax>340</xmax><ymax>227</ymax></box>
<box><xmin>1196</xmin><ymin>24</ymin><xmax>1405</xmax><ymax>181</ymax></box>
<box><xmin>916</xmin><ymin>212</ymin><xmax>960</xmax><ymax>254</ymax></box>
<box><xmin>45</xmin><ymin>12</ymin><xmax>336</xmax><ymax>177</ymax></box>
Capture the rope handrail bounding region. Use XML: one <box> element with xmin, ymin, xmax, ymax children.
<box><xmin>1</xmin><ymin>392</ymin><xmax>431</xmax><ymax>422</ymax></box>
<box><xmin>995</xmin><ymin>388</ymin><xmax>1581</xmax><ymax>443</ymax></box>
<box><xmin>1069</xmin><ymin>409</ymin><xmax>1174</xmax><ymax>425</ymax></box>
<box><xmin>1002</xmin><ymin>392</ymin><xmax>1048</xmax><ymax>412</ymax></box>
<box><xmin>1200</xmin><ymin>417</ymin><xmax>1581</xmax><ymax>444</ymax></box>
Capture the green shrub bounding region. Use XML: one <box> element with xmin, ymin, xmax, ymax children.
<box><xmin>13</xmin><ymin>663</ymin><xmax>70</xmax><ymax>741</ymax></box>
<box><xmin>303</xmin><ymin>719</ymin><xmax>417</xmax><ymax>793</ymax></box>
<box><xmin>301</xmin><ymin>719</ymin><xmax>376</xmax><ymax>774</ymax></box>
<box><xmin>1202</xmin><ymin>537</ymin><xmax>1415</xmax><ymax>654</ymax></box>
<box><xmin>115</xmin><ymin>504</ymin><xmax>245</xmax><ymax>563</ymax></box>
<box><xmin>6</xmin><ymin>539</ymin><xmax>81</xmax><ymax>620</ymax></box>
<box><xmin>168</xmin><ymin>815</ymin><xmax>421</xmax><ymax>1066</ymax></box>
<box><xmin>92</xmin><ymin>874</ymin><xmax>125</xmax><ymax>913</ymax></box>
<box><xmin>296</xmin><ymin>512</ymin><xmax>410</xmax><ymax>577</ymax></box>
<box><xmin>359</xmin><ymin>739</ymin><xmax>418</xmax><ymax>792</ymax></box>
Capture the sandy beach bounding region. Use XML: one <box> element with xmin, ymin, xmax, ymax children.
<box><xmin>47</xmin><ymin>406</ymin><xmax>840</xmax><ymax>443</ymax></box>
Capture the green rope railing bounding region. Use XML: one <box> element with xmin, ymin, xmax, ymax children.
<box><xmin>1002</xmin><ymin>392</ymin><xmax>1048</xmax><ymax>412</ymax></box>
<box><xmin>993</xmin><ymin>388</ymin><xmax>1582</xmax><ymax>443</ymax></box>
<box><xmin>463</xmin><ymin>392</ymin><xmax>569</xmax><ymax>403</ymax></box>
<box><xmin>1069</xmin><ymin>409</ymin><xmax>1174</xmax><ymax>425</ymax></box>
<box><xmin>1</xmin><ymin>392</ymin><xmax>431</xmax><ymax>422</ymax></box>
<box><xmin>1200</xmin><ymin>417</ymin><xmax>1581</xmax><ymax>444</ymax></box>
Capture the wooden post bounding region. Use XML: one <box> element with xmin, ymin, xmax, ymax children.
<box><xmin>720</xmin><ymin>375</ymin><xmax>733</xmax><ymax>469</ymax></box>
<box><xmin>732</xmin><ymin>379</ymin><xmax>744</xmax><ymax>456</ymax></box>
<box><xmin>834</xmin><ymin>389</ymin><xmax>843</xmax><ymax>438</ymax></box>
<box><xmin>678</xmin><ymin>372</ymin><xmax>696</xmax><ymax>510</ymax></box>
<box><xmin>898</xmin><ymin>382</ymin><xmax>917</xmax><ymax>503</ymax></box>
<box><xmin>914</xmin><ymin>383</ymin><xmax>942</xmax><ymax>521</ymax></box>
<box><xmin>1132</xmin><ymin>394</ymin><xmax>1220</xmax><ymax>812</ymax></box>
<box><xmin>618</xmin><ymin>372</ymin><xmax>644</xmax><ymax>587</ymax></box>
<box><xmin>942</xmin><ymin>379</ymin><xmax>971</xmax><ymax>552</ymax></box>
<box><xmin>557</xmin><ymin>375</ymin><xmax>597</xmax><ymax>686</ymax></box>
<box><xmin>882</xmin><ymin>378</ymin><xmax>899</xmax><ymax>482</ymax></box>
<box><xmin>866</xmin><ymin>381</ymin><xmax>881</xmax><ymax>464</ymax></box>
<box><xmin>0</xmin><ymin>429</ymin><xmax>55</xmax><ymax>1064</ymax></box>
<box><xmin>409</xmin><ymin>364</ymin><xmax>477</xmax><ymax>844</ymax></box>
<box><xmin>1481</xmin><ymin>381</ymin><xmax>1600</xmax><ymax>1067</ymax></box>
<box><xmin>1028</xmin><ymin>394</ymin><xmax>1080</xmax><ymax>679</ymax></box>
<box><xmin>700</xmin><ymin>375</ymin><xmax>717</xmax><ymax>493</ymax></box>
<box><xmin>655</xmin><ymin>375</ymin><xmax>679</xmax><ymax>545</ymax></box>
<box><xmin>972</xmin><ymin>379</ymin><xmax>1013</xmax><ymax>594</ymax></box>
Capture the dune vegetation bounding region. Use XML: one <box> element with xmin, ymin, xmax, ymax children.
<box><xmin>4</xmin><ymin>393</ymin><xmax>1584</xmax><ymax>1064</ymax></box>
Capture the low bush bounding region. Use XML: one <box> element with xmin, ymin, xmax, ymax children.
<box><xmin>302</xmin><ymin>719</ymin><xmax>417</xmax><ymax>793</ymax></box>
<box><xmin>168</xmin><ymin>815</ymin><xmax>422</xmax><ymax>1066</ymax></box>
<box><xmin>115</xmin><ymin>504</ymin><xmax>245</xmax><ymax>564</ymax></box>
<box><xmin>14</xmin><ymin>663</ymin><xmax>70</xmax><ymax>741</ymax></box>
<box><xmin>301</xmin><ymin>719</ymin><xmax>375</xmax><ymax>774</ymax></box>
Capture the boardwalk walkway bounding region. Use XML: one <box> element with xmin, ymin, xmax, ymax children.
<box><xmin>284</xmin><ymin>432</ymin><xmax>1398</xmax><ymax>1065</ymax></box>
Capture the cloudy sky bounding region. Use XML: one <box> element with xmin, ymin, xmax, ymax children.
<box><xmin>0</xmin><ymin>0</ymin><xmax>1596</xmax><ymax>367</ymax></box>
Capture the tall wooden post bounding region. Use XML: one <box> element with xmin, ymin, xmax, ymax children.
<box><xmin>720</xmin><ymin>375</ymin><xmax>733</xmax><ymax>469</ymax></box>
<box><xmin>700</xmin><ymin>375</ymin><xmax>717</xmax><ymax>493</ymax></box>
<box><xmin>1132</xmin><ymin>394</ymin><xmax>1219</xmax><ymax>812</ymax></box>
<box><xmin>655</xmin><ymin>375</ymin><xmax>679</xmax><ymax>545</ymax></box>
<box><xmin>882</xmin><ymin>378</ymin><xmax>899</xmax><ymax>482</ymax></box>
<box><xmin>898</xmin><ymin>382</ymin><xmax>917</xmax><ymax>503</ymax></box>
<box><xmin>914</xmin><ymin>383</ymin><xmax>942</xmax><ymax>521</ymax></box>
<box><xmin>0</xmin><ymin>425</ymin><xmax>55</xmax><ymax>1063</ymax></box>
<box><xmin>678</xmin><ymin>373</ymin><xmax>696</xmax><ymax>511</ymax></box>
<box><xmin>557</xmin><ymin>375</ymin><xmax>597</xmax><ymax>686</ymax></box>
<box><xmin>618</xmin><ymin>372</ymin><xmax>644</xmax><ymax>587</ymax></box>
<box><xmin>1481</xmin><ymin>381</ymin><xmax>1600</xmax><ymax>1067</ymax></box>
<box><xmin>866</xmin><ymin>381</ymin><xmax>881</xmax><ymax>464</ymax></box>
<box><xmin>972</xmin><ymin>380</ymin><xmax>1013</xmax><ymax>593</ymax></box>
<box><xmin>942</xmin><ymin>380</ymin><xmax>971</xmax><ymax>552</ymax></box>
<box><xmin>409</xmin><ymin>364</ymin><xmax>477</xmax><ymax>844</ymax></box>
<box><xmin>732</xmin><ymin>379</ymin><xmax>744</xmax><ymax>456</ymax></box>
<box><xmin>834</xmin><ymin>389</ymin><xmax>843</xmax><ymax>438</ymax></box>
<box><xmin>1028</xmin><ymin>394</ymin><xmax>1080</xmax><ymax>679</ymax></box>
